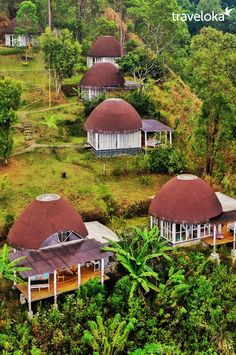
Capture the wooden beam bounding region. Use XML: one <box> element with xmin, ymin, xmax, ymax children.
<box><xmin>213</xmin><ymin>225</ymin><xmax>217</xmax><ymax>253</ymax></box>
<box><xmin>78</xmin><ymin>264</ymin><xmax>81</xmax><ymax>288</ymax></box>
<box><xmin>53</xmin><ymin>270</ymin><xmax>57</xmax><ymax>307</ymax></box>
<box><xmin>27</xmin><ymin>276</ymin><xmax>33</xmax><ymax>319</ymax></box>
<box><xmin>169</xmin><ymin>131</ymin><xmax>172</xmax><ymax>146</ymax></box>
<box><xmin>101</xmin><ymin>258</ymin><xmax>104</xmax><ymax>284</ymax></box>
<box><xmin>233</xmin><ymin>221</ymin><xmax>236</xmax><ymax>250</ymax></box>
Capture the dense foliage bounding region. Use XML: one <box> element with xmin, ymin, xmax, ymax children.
<box><xmin>1</xmin><ymin>229</ymin><xmax>236</xmax><ymax>353</ymax></box>
<box><xmin>40</xmin><ymin>28</ymin><xmax>81</xmax><ymax>96</ymax></box>
<box><xmin>0</xmin><ymin>77</ymin><xmax>22</xmax><ymax>164</ymax></box>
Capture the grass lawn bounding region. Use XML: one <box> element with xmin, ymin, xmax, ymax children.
<box><xmin>0</xmin><ymin>149</ymin><xmax>170</xmax><ymax>231</ymax></box>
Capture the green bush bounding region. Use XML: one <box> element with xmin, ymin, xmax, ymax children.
<box><xmin>120</xmin><ymin>90</ymin><xmax>159</xmax><ymax>118</ymax></box>
<box><xmin>83</xmin><ymin>94</ymin><xmax>106</xmax><ymax>116</ymax></box>
<box><xmin>0</xmin><ymin>47</ymin><xmax>24</xmax><ymax>55</ymax></box>
<box><xmin>149</xmin><ymin>146</ymin><xmax>187</xmax><ymax>174</ymax></box>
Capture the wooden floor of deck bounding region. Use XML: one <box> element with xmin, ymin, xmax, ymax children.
<box><xmin>202</xmin><ymin>227</ymin><xmax>234</xmax><ymax>246</ymax></box>
<box><xmin>17</xmin><ymin>267</ymin><xmax>108</xmax><ymax>302</ymax></box>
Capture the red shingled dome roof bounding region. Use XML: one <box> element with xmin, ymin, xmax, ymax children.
<box><xmin>88</xmin><ymin>36</ymin><xmax>122</xmax><ymax>57</ymax></box>
<box><xmin>84</xmin><ymin>98</ymin><xmax>142</xmax><ymax>133</ymax></box>
<box><xmin>149</xmin><ymin>175</ymin><xmax>222</xmax><ymax>224</ymax></box>
<box><xmin>7</xmin><ymin>194</ymin><xmax>88</xmax><ymax>250</ymax></box>
<box><xmin>80</xmin><ymin>63</ymin><xmax>125</xmax><ymax>88</ymax></box>
<box><xmin>4</xmin><ymin>17</ymin><xmax>42</xmax><ymax>34</ymax></box>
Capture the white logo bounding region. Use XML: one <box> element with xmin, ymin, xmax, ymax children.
<box><xmin>172</xmin><ymin>7</ymin><xmax>234</xmax><ymax>22</ymax></box>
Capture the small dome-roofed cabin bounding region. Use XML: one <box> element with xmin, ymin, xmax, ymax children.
<box><xmin>84</xmin><ymin>98</ymin><xmax>142</xmax><ymax>157</ymax></box>
<box><xmin>149</xmin><ymin>174</ymin><xmax>224</xmax><ymax>245</ymax></box>
<box><xmin>87</xmin><ymin>36</ymin><xmax>123</xmax><ymax>68</ymax></box>
<box><xmin>80</xmin><ymin>63</ymin><xmax>125</xmax><ymax>99</ymax></box>
<box><xmin>4</xmin><ymin>17</ymin><xmax>42</xmax><ymax>47</ymax></box>
<box><xmin>7</xmin><ymin>194</ymin><xmax>88</xmax><ymax>250</ymax></box>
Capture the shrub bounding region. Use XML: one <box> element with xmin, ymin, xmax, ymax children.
<box><xmin>120</xmin><ymin>90</ymin><xmax>159</xmax><ymax>118</ymax></box>
<box><xmin>61</xmin><ymin>75</ymin><xmax>81</xmax><ymax>96</ymax></box>
<box><xmin>0</xmin><ymin>47</ymin><xmax>24</xmax><ymax>55</ymax></box>
<box><xmin>83</xmin><ymin>94</ymin><xmax>106</xmax><ymax>116</ymax></box>
<box><xmin>149</xmin><ymin>147</ymin><xmax>187</xmax><ymax>174</ymax></box>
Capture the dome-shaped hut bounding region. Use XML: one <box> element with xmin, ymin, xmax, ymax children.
<box><xmin>8</xmin><ymin>194</ymin><xmax>88</xmax><ymax>250</ymax></box>
<box><xmin>84</xmin><ymin>98</ymin><xmax>142</xmax><ymax>157</ymax></box>
<box><xmin>87</xmin><ymin>36</ymin><xmax>123</xmax><ymax>68</ymax></box>
<box><xmin>80</xmin><ymin>63</ymin><xmax>125</xmax><ymax>99</ymax></box>
<box><xmin>149</xmin><ymin>174</ymin><xmax>223</xmax><ymax>244</ymax></box>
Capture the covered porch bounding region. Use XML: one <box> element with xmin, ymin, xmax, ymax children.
<box><xmin>9</xmin><ymin>238</ymin><xmax>113</xmax><ymax>318</ymax></box>
<box><xmin>141</xmin><ymin>119</ymin><xmax>172</xmax><ymax>149</ymax></box>
<box><xmin>16</xmin><ymin>265</ymin><xmax>109</xmax><ymax>302</ymax></box>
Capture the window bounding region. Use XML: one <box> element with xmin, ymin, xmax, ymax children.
<box><xmin>10</xmin><ymin>35</ymin><xmax>14</xmax><ymax>46</ymax></box>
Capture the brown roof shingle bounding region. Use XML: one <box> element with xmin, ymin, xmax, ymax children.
<box><xmin>88</xmin><ymin>36</ymin><xmax>122</xmax><ymax>57</ymax></box>
<box><xmin>7</xmin><ymin>195</ymin><xmax>88</xmax><ymax>250</ymax></box>
<box><xmin>149</xmin><ymin>175</ymin><xmax>223</xmax><ymax>224</ymax></box>
<box><xmin>80</xmin><ymin>63</ymin><xmax>125</xmax><ymax>88</ymax></box>
<box><xmin>84</xmin><ymin>98</ymin><xmax>142</xmax><ymax>133</ymax></box>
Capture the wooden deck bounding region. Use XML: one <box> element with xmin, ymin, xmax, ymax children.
<box><xmin>202</xmin><ymin>227</ymin><xmax>234</xmax><ymax>246</ymax></box>
<box><xmin>16</xmin><ymin>267</ymin><xmax>109</xmax><ymax>302</ymax></box>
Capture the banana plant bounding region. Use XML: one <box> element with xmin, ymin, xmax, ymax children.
<box><xmin>0</xmin><ymin>244</ymin><xmax>30</xmax><ymax>283</ymax></box>
<box><xmin>82</xmin><ymin>313</ymin><xmax>135</xmax><ymax>355</ymax></box>
<box><xmin>103</xmin><ymin>226</ymin><xmax>172</xmax><ymax>301</ymax></box>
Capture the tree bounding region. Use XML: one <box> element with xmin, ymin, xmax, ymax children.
<box><xmin>82</xmin><ymin>313</ymin><xmax>135</xmax><ymax>355</ymax></box>
<box><xmin>189</xmin><ymin>27</ymin><xmax>236</xmax><ymax>174</ymax></box>
<box><xmin>103</xmin><ymin>227</ymin><xmax>171</xmax><ymax>301</ymax></box>
<box><xmin>126</xmin><ymin>0</ymin><xmax>190</xmax><ymax>70</ymax></box>
<box><xmin>0</xmin><ymin>244</ymin><xmax>30</xmax><ymax>283</ymax></box>
<box><xmin>118</xmin><ymin>46</ymin><xmax>164</xmax><ymax>89</ymax></box>
<box><xmin>40</xmin><ymin>28</ymin><xmax>80</xmax><ymax>97</ymax></box>
<box><xmin>0</xmin><ymin>77</ymin><xmax>22</xmax><ymax>165</ymax></box>
<box><xmin>15</xmin><ymin>1</ymin><xmax>39</xmax><ymax>60</ymax></box>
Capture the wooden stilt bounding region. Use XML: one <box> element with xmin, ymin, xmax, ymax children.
<box><xmin>28</xmin><ymin>277</ymin><xmax>33</xmax><ymax>320</ymax></box>
<box><xmin>77</xmin><ymin>264</ymin><xmax>81</xmax><ymax>288</ymax></box>
<box><xmin>53</xmin><ymin>270</ymin><xmax>57</xmax><ymax>308</ymax></box>
<box><xmin>101</xmin><ymin>258</ymin><xmax>104</xmax><ymax>284</ymax></box>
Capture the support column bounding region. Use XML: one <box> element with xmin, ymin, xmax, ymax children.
<box><xmin>210</xmin><ymin>225</ymin><xmax>220</xmax><ymax>263</ymax></box>
<box><xmin>213</xmin><ymin>225</ymin><xmax>216</xmax><ymax>253</ymax></box>
<box><xmin>169</xmin><ymin>131</ymin><xmax>172</xmax><ymax>146</ymax></box>
<box><xmin>53</xmin><ymin>270</ymin><xmax>58</xmax><ymax>309</ymax></box>
<box><xmin>172</xmin><ymin>223</ymin><xmax>176</xmax><ymax>244</ymax></box>
<box><xmin>13</xmin><ymin>269</ymin><xmax>16</xmax><ymax>289</ymax></box>
<box><xmin>231</xmin><ymin>221</ymin><xmax>236</xmax><ymax>257</ymax></box>
<box><xmin>101</xmin><ymin>258</ymin><xmax>104</xmax><ymax>284</ymax></box>
<box><xmin>150</xmin><ymin>216</ymin><xmax>153</xmax><ymax>229</ymax></box>
<box><xmin>197</xmin><ymin>224</ymin><xmax>201</xmax><ymax>239</ymax></box>
<box><xmin>165</xmin><ymin>131</ymin><xmax>167</xmax><ymax>145</ymax></box>
<box><xmin>144</xmin><ymin>132</ymin><xmax>147</xmax><ymax>150</ymax></box>
<box><xmin>27</xmin><ymin>277</ymin><xmax>33</xmax><ymax>320</ymax></box>
<box><xmin>95</xmin><ymin>133</ymin><xmax>99</xmax><ymax>150</ymax></box>
<box><xmin>160</xmin><ymin>220</ymin><xmax>164</xmax><ymax>237</ymax></box>
<box><xmin>77</xmin><ymin>264</ymin><xmax>81</xmax><ymax>288</ymax></box>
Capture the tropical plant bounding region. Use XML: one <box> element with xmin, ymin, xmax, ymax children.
<box><xmin>41</xmin><ymin>114</ymin><xmax>61</xmax><ymax>130</ymax></box>
<box><xmin>40</xmin><ymin>28</ymin><xmax>80</xmax><ymax>96</ymax></box>
<box><xmin>103</xmin><ymin>227</ymin><xmax>172</xmax><ymax>301</ymax></box>
<box><xmin>0</xmin><ymin>244</ymin><xmax>30</xmax><ymax>282</ymax></box>
<box><xmin>82</xmin><ymin>313</ymin><xmax>135</xmax><ymax>355</ymax></box>
<box><xmin>0</xmin><ymin>77</ymin><xmax>22</xmax><ymax>165</ymax></box>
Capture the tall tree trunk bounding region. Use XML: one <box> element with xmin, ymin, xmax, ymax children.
<box><xmin>48</xmin><ymin>0</ymin><xmax>52</xmax><ymax>29</ymax></box>
<box><xmin>119</xmin><ymin>0</ymin><xmax>124</xmax><ymax>56</ymax></box>
<box><xmin>76</xmin><ymin>0</ymin><xmax>86</xmax><ymax>41</ymax></box>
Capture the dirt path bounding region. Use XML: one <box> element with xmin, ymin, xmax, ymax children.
<box><xmin>18</xmin><ymin>102</ymin><xmax>78</xmax><ymax>114</ymax></box>
<box><xmin>13</xmin><ymin>142</ymin><xmax>86</xmax><ymax>156</ymax></box>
